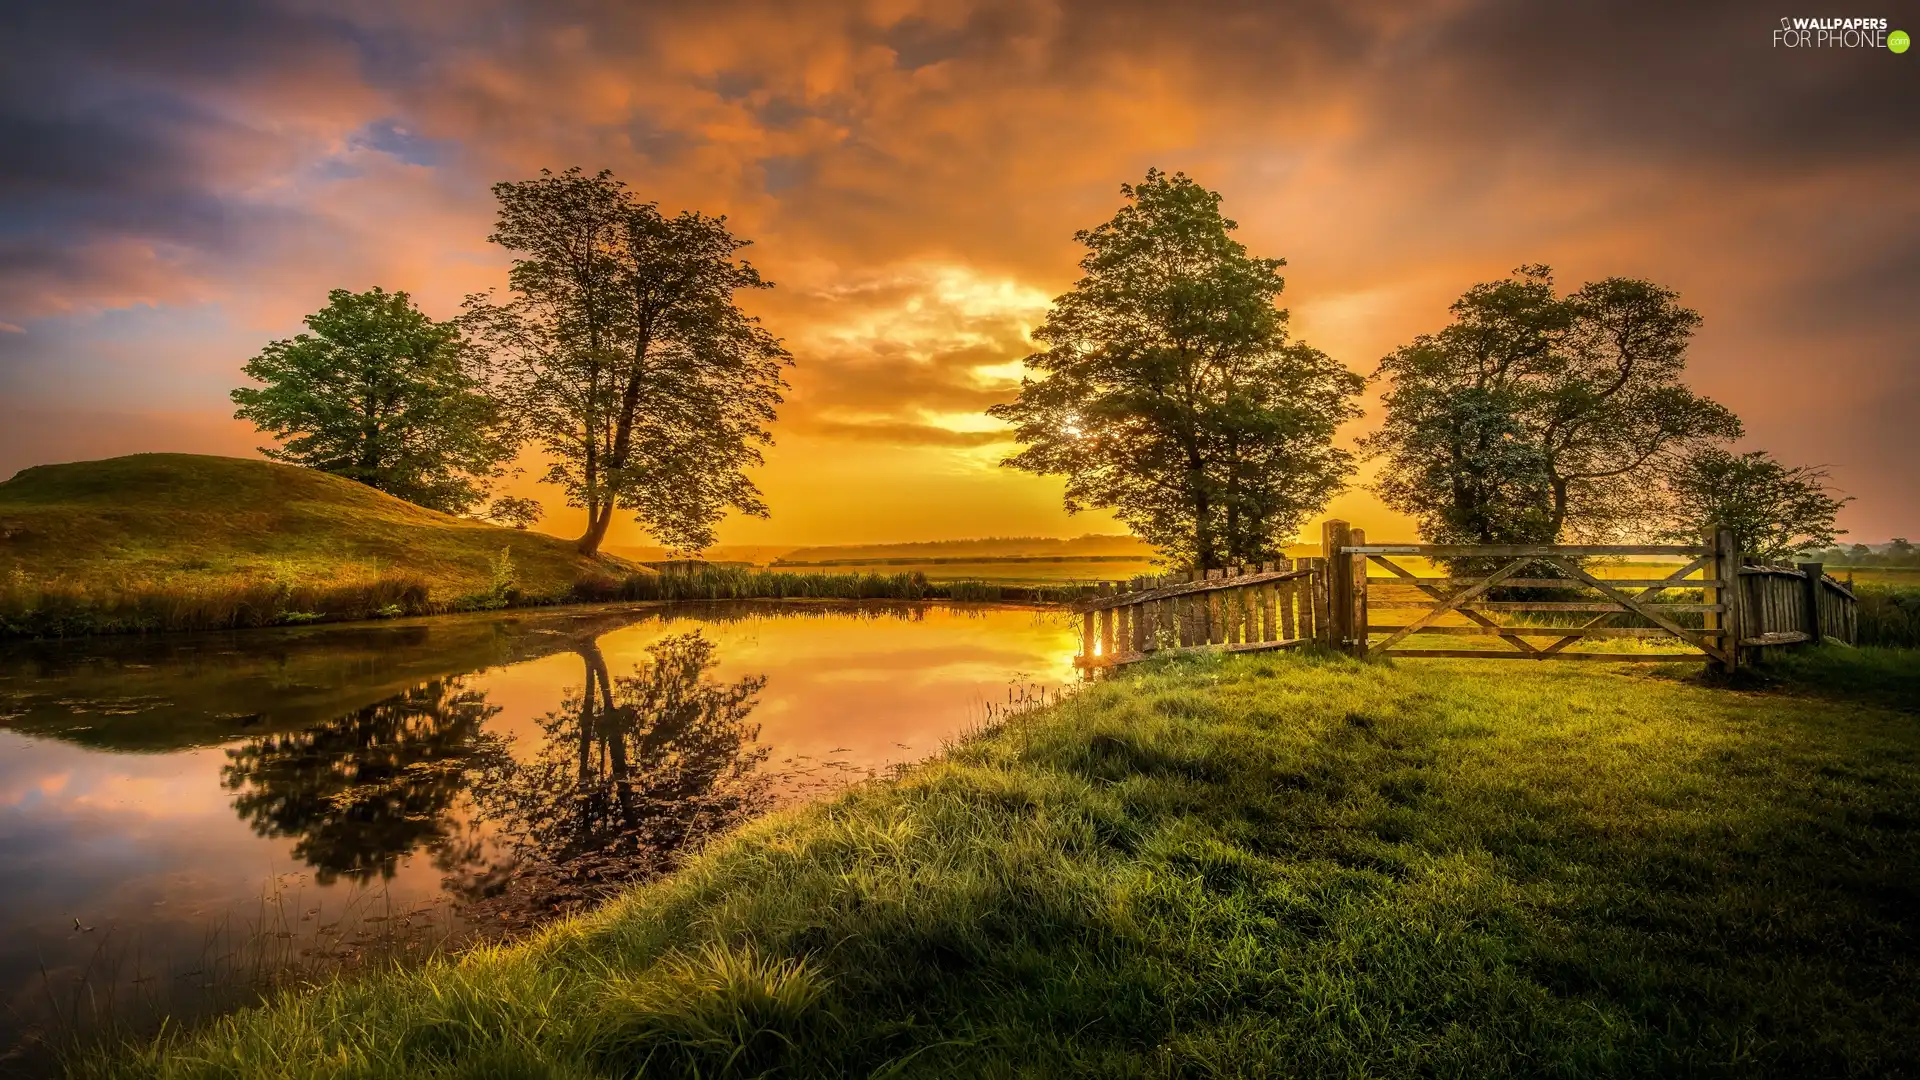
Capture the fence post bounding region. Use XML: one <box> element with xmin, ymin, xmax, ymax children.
<box><xmin>1796</xmin><ymin>562</ymin><xmax>1824</xmax><ymax>645</ymax></box>
<box><xmin>1713</xmin><ymin>525</ymin><xmax>1744</xmax><ymax>674</ymax></box>
<box><xmin>1205</xmin><ymin>568</ymin><xmax>1226</xmax><ymax>645</ymax></box>
<box><xmin>1098</xmin><ymin>582</ymin><xmax>1114</xmax><ymax>661</ymax></box>
<box><xmin>1348</xmin><ymin>527</ymin><xmax>1369</xmax><ymax>657</ymax></box>
<box><xmin>1322</xmin><ymin>519</ymin><xmax>1353</xmax><ymax>652</ymax></box>
<box><xmin>1081</xmin><ymin>602</ymin><xmax>1096</xmax><ymax>670</ymax></box>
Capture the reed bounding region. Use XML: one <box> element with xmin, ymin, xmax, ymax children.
<box><xmin>0</xmin><ymin>569</ymin><xmax>436</xmax><ymax>638</ymax></box>
<box><xmin>570</xmin><ymin>567</ymin><xmax>1099</xmax><ymax>606</ymax></box>
<box><xmin>1854</xmin><ymin>583</ymin><xmax>1920</xmax><ymax>648</ymax></box>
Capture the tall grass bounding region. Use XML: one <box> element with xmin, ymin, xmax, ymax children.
<box><xmin>0</xmin><ymin>563</ymin><xmax>1113</xmax><ymax>639</ymax></box>
<box><xmin>79</xmin><ymin>647</ymin><xmax>1920</xmax><ymax>1079</ymax></box>
<box><xmin>0</xmin><ymin>569</ymin><xmax>435</xmax><ymax>638</ymax></box>
<box><xmin>1855</xmin><ymin>583</ymin><xmax>1920</xmax><ymax>648</ymax></box>
<box><xmin>569</xmin><ymin>566</ymin><xmax>1097</xmax><ymax>606</ymax></box>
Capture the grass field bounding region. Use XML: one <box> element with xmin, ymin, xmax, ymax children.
<box><xmin>0</xmin><ymin>454</ymin><xmax>642</xmax><ymax>635</ymax></box>
<box><xmin>87</xmin><ymin>645</ymin><xmax>1920</xmax><ymax>1078</ymax></box>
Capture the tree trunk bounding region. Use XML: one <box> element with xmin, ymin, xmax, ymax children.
<box><xmin>1547</xmin><ymin>476</ymin><xmax>1569</xmax><ymax>540</ymax></box>
<box><xmin>577</xmin><ymin>426</ymin><xmax>602</xmax><ymax>554</ymax></box>
<box><xmin>576</xmin><ymin>649</ymin><xmax>600</xmax><ymax>785</ymax></box>
<box><xmin>1189</xmin><ymin>455</ymin><xmax>1216</xmax><ymax>571</ymax></box>
<box><xmin>576</xmin><ymin>503</ymin><xmax>616</xmax><ymax>556</ymax></box>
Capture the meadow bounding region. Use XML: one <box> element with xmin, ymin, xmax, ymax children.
<box><xmin>84</xmin><ymin>645</ymin><xmax>1920</xmax><ymax>1079</ymax></box>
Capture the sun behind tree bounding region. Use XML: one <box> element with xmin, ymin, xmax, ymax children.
<box><xmin>989</xmin><ymin>169</ymin><xmax>1362</xmax><ymax>572</ymax></box>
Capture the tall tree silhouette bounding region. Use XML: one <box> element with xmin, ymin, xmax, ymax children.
<box><xmin>463</xmin><ymin>168</ymin><xmax>790</xmax><ymax>555</ymax></box>
<box><xmin>990</xmin><ymin>170</ymin><xmax>1362</xmax><ymax>571</ymax></box>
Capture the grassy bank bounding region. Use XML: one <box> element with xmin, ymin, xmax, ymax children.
<box><xmin>0</xmin><ymin>454</ymin><xmax>643</xmax><ymax>636</ymax></box>
<box><xmin>87</xmin><ymin>646</ymin><xmax>1919</xmax><ymax>1078</ymax></box>
<box><xmin>0</xmin><ymin>456</ymin><xmax>1114</xmax><ymax>638</ymax></box>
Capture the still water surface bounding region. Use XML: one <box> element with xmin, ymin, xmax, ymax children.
<box><xmin>0</xmin><ymin>601</ymin><xmax>1076</xmax><ymax>1060</ymax></box>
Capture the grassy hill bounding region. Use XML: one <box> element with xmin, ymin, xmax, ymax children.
<box><xmin>0</xmin><ymin>454</ymin><xmax>641</xmax><ymax>635</ymax></box>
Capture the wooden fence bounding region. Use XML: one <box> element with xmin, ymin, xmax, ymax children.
<box><xmin>1739</xmin><ymin>563</ymin><xmax>1858</xmax><ymax>648</ymax></box>
<box><xmin>1072</xmin><ymin>562</ymin><xmax>1324</xmax><ymax>669</ymax></box>
<box><xmin>1074</xmin><ymin>522</ymin><xmax>1857</xmax><ymax>673</ymax></box>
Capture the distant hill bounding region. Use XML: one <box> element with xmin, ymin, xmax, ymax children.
<box><xmin>0</xmin><ymin>454</ymin><xmax>641</xmax><ymax>602</ymax></box>
<box><xmin>607</xmin><ymin>543</ymin><xmax>805</xmax><ymax>565</ymax></box>
<box><xmin>774</xmin><ymin>535</ymin><xmax>1155</xmax><ymax>565</ymax></box>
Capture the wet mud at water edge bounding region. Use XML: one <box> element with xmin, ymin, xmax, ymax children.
<box><xmin>0</xmin><ymin>601</ymin><xmax>1078</xmax><ymax>1070</ymax></box>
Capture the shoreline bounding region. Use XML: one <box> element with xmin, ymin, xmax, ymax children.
<box><xmin>0</xmin><ymin>579</ymin><xmax>1095</xmax><ymax>644</ymax></box>
<box><xmin>71</xmin><ymin>644</ymin><xmax>1920</xmax><ymax>1078</ymax></box>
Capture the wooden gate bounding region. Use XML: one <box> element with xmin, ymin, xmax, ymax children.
<box><xmin>1074</xmin><ymin>521</ymin><xmax>1858</xmax><ymax>673</ymax></box>
<box><xmin>1348</xmin><ymin>529</ymin><xmax>1731</xmax><ymax>666</ymax></box>
<box><xmin>1333</xmin><ymin>523</ymin><xmax>1857</xmax><ymax>672</ymax></box>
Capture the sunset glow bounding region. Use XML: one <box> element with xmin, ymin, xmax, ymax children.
<box><xmin>2</xmin><ymin>1</ymin><xmax>1912</xmax><ymax>546</ymax></box>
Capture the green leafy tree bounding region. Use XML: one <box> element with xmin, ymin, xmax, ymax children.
<box><xmin>483</xmin><ymin>496</ymin><xmax>544</xmax><ymax>529</ymax></box>
<box><xmin>1367</xmin><ymin>266</ymin><xmax>1741</xmax><ymax>547</ymax></box>
<box><xmin>231</xmin><ymin>287</ymin><xmax>513</xmax><ymax>514</ymax></box>
<box><xmin>988</xmin><ymin>170</ymin><xmax>1362</xmax><ymax>571</ymax></box>
<box><xmin>1659</xmin><ymin>447</ymin><xmax>1849</xmax><ymax>561</ymax></box>
<box><xmin>464</xmin><ymin>168</ymin><xmax>790</xmax><ymax>556</ymax></box>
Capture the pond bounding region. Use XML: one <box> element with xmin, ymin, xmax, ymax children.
<box><xmin>0</xmin><ymin>601</ymin><xmax>1078</xmax><ymax>1065</ymax></box>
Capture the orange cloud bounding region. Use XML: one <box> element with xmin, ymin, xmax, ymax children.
<box><xmin>2</xmin><ymin>0</ymin><xmax>1914</xmax><ymax>545</ymax></box>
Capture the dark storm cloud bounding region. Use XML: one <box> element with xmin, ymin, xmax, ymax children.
<box><xmin>1369</xmin><ymin>0</ymin><xmax>1918</xmax><ymax>173</ymax></box>
<box><xmin>0</xmin><ymin>0</ymin><xmax>393</xmax><ymax>313</ymax></box>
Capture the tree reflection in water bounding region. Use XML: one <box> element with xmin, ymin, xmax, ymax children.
<box><xmin>214</xmin><ymin>631</ymin><xmax>772</xmax><ymax>929</ymax></box>
<box><xmin>220</xmin><ymin>681</ymin><xmax>499</xmax><ymax>884</ymax></box>
<box><xmin>457</xmin><ymin>631</ymin><xmax>773</xmax><ymax>926</ymax></box>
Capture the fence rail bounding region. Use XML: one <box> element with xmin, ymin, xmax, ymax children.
<box><xmin>1073</xmin><ymin>522</ymin><xmax>1857</xmax><ymax>672</ymax></box>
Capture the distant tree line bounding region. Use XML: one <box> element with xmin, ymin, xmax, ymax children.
<box><xmin>1805</xmin><ymin>538</ymin><xmax>1919</xmax><ymax>568</ymax></box>
<box><xmin>236</xmin><ymin>166</ymin><xmax>1852</xmax><ymax>571</ymax></box>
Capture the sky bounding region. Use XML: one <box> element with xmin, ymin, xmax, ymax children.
<box><xmin>1</xmin><ymin>0</ymin><xmax>1915</xmax><ymax>548</ymax></box>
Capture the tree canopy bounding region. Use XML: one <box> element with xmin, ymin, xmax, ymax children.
<box><xmin>1366</xmin><ymin>266</ymin><xmax>1741</xmax><ymax>547</ymax></box>
<box><xmin>989</xmin><ymin>170</ymin><xmax>1362</xmax><ymax>571</ymax></box>
<box><xmin>464</xmin><ymin>168</ymin><xmax>790</xmax><ymax>556</ymax></box>
<box><xmin>1661</xmin><ymin>447</ymin><xmax>1850</xmax><ymax>562</ymax></box>
<box><xmin>231</xmin><ymin>287</ymin><xmax>513</xmax><ymax>515</ymax></box>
